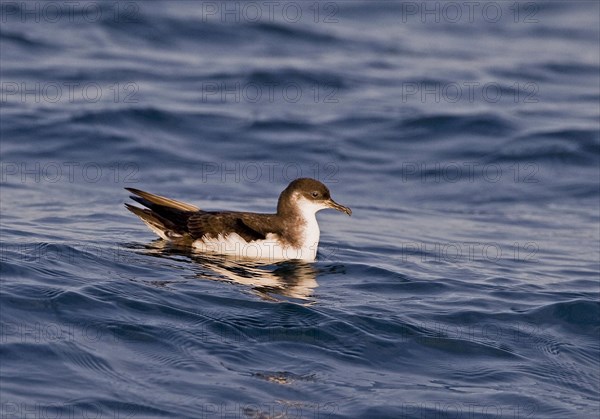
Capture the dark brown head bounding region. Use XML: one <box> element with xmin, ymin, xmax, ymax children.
<box><xmin>277</xmin><ymin>178</ymin><xmax>352</xmax><ymax>217</ymax></box>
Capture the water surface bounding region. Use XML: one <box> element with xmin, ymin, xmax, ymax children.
<box><xmin>1</xmin><ymin>1</ymin><xmax>599</xmax><ymax>418</ymax></box>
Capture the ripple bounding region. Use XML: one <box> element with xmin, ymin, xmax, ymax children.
<box><xmin>246</xmin><ymin>68</ymin><xmax>347</xmax><ymax>89</ymax></box>
<box><xmin>250</xmin><ymin>21</ymin><xmax>340</xmax><ymax>44</ymax></box>
<box><xmin>400</xmin><ymin>113</ymin><xmax>516</xmax><ymax>139</ymax></box>
<box><xmin>527</xmin><ymin>299</ymin><xmax>600</xmax><ymax>327</ymax></box>
<box><xmin>492</xmin><ymin>128</ymin><xmax>599</xmax><ymax>164</ymax></box>
<box><xmin>1</xmin><ymin>0</ymin><xmax>598</xmax><ymax>416</ymax></box>
<box><xmin>1</xmin><ymin>30</ymin><xmax>49</xmax><ymax>48</ymax></box>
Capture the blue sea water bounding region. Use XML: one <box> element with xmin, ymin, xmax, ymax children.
<box><xmin>1</xmin><ymin>1</ymin><xmax>599</xmax><ymax>418</ymax></box>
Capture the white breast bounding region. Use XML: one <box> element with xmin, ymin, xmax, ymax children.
<box><xmin>192</xmin><ymin>231</ymin><xmax>318</xmax><ymax>261</ymax></box>
<box><xmin>293</xmin><ymin>197</ymin><xmax>324</xmax><ymax>261</ymax></box>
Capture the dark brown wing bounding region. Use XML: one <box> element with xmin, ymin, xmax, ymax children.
<box><xmin>125</xmin><ymin>188</ymin><xmax>200</xmax><ymax>212</ymax></box>
<box><xmin>187</xmin><ymin>212</ymin><xmax>278</xmax><ymax>242</ymax></box>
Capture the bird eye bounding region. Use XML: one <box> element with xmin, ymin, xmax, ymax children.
<box><xmin>311</xmin><ymin>191</ymin><xmax>319</xmax><ymax>198</ymax></box>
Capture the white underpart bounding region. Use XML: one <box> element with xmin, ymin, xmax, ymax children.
<box><xmin>192</xmin><ymin>196</ymin><xmax>329</xmax><ymax>262</ymax></box>
<box><xmin>294</xmin><ymin>196</ymin><xmax>327</xmax><ymax>260</ymax></box>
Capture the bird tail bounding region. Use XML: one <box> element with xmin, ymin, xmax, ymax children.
<box><xmin>124</xmin><ymin>188</ymin><xmax>198</xmax><ymax>240</ymax></box>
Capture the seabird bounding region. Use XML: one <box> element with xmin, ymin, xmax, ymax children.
<box><xmin>125</xmin><ymin>178</ymin><xmax>351</xmax><ymax>261</ymax></box>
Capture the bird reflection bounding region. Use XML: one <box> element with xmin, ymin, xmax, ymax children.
<box><xmin>139</xmin><ymin>240</ymin><xmax>319</xmax><ymax>302</ymax></box>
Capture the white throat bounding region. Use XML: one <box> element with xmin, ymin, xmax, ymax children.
<box><xmin>294</xmin><ymin>196</ymin><xmax>328</xmax><ymax>259</ymax></box>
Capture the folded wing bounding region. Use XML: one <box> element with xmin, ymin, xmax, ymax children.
<box><xmin>125</xmin><ymin>188</ymin><xmax>279</xmax><ymax>244</ymax></box>
<box><xmin>187</xmin><ymin>212</ymin><xmax>272</xmax><ymax>243</ymax></box>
